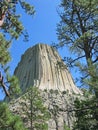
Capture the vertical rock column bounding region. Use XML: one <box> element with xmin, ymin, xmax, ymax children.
<box><xmin>14</xmin><ymin>43</ymin><xmax>81</xmax><ymax>94</ymax></box>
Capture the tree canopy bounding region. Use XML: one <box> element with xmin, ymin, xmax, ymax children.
<box><xmin>57</xmin><ymin>0</ymin><xmax>98</xmax><ymax>88</ymax></box>
<box><xmin>0</xmin><ymin>0</ymin><xmax>35</xmax><ymax>98</ymax></box>
<box><xmin>56</xmin><ymin>0</ymin><xmax>98</xmax><ymax>129</ymax></box>
<box><xmin>0</xmin><ymin>1</ymin><xmax>35</xmax><ymax>129</ymax></box>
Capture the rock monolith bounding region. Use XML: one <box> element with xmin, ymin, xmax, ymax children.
<box><xmin>9</xmin><ymin>43</ymin><xmax>82</xmax><ymax>130</ymax></box>
<box><xmin>14</xmin><ymin>43</ymin><xmax>81</xmax><ymax>94</ymax></box>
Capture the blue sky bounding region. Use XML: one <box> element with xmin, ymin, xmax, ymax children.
<box><xmin>0</xmin><ymin>0</ymin><xmax>82</xmax><ymax>100</ymax></box>
<box><xmin>1</xmin><ymin>0</ymin><xmax>65</xmax><ymax>100</ymax></box>
<box><xmin>9</xmin><ymin>0</ymin><xmax>61</xmax><ymax>75</ymax></box>
<box><xmin>1</xmin><ymin>0</ymin><xmax>81</xmax><ymax>100</ymax></box>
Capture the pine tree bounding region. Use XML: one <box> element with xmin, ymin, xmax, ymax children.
<box><xmin>56</xmin><ymin>0</ymin><xmax>98</xmax><ymax>85</ymax></box>
<box><xmin>19</xmin><ymin>86</ymin><xmax>50</xmax><ymax>130</ymax></box>
<box><xmin>56</xmin><ymin>0</ymin><xmax>98</xmax><ymax>129</ymax></box>
<box><xmin>0</xmin><ymin>1</ymin><xmax>35</xmax><ymax>129</ymax></box>
<box><xmin>73</xmin><ymin>96</ymin><xmax>98</xmax><ymax>130</ymax></box>
<box><xmin>0</xmin><ymin>101</ymin><xmax>27</xmax><ymax>130</ymax></box>
<box><xmin>0</xmin><ymin>0</ymin><xmax>35</xmax><ymax>97</ymax></box>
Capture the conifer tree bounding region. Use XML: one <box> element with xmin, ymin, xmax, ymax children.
<box><xmin>0</xmin><ymin>1</ymin><xmax>35</xmax><ymax>129</ymax></box>
<box><xmin>56</xmin><ymin>0</ymin><xmax>98</xmax><ymax>129</ymax></box>
<box><xmin>0</xmin><ymin>0</ymin><xmax>35</xmax><ymax>97</ymax></box>
<box><xmin>19</xmin><ymin>86</ymin><xmax>50</xmax><ymax>130</ymax></box>
<box><xmin>0</xmin><ymin>102</ymin><xmax>27</xmax><ymax>130</ymax></box>
<box><xmin>56</xmin><ymin>0</ymin><xmax>98</xmax><ymax>86</ymax></box>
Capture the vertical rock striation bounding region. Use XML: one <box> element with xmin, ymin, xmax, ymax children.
<box><xmin>9</xmin><ymin>43</ymin><xmax>83</xmax><ymax>129</ymax></box>
<box><xmin>14</xmin><ymin>43</ymin><xmax>81</xmax><ymax>94</ymax></box>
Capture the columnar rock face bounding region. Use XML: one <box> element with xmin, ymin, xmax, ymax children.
<box><xmin>14</xmin><ymin>43</ymin><xmax>81</xmax><ymax>94</ymax></box>
<box><xmin>9</xmin><ymin>43</ymin><xmax>82</xmax><ymax>130</ymax></box>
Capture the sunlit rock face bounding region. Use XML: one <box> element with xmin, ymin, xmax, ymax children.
<box><xmin>14</xmin><ymin>43</ymin><xmax>81</xmax><ymax>94</ymax></box>
<box><xmin>9</xmin><ymin>43</ymin><xmax>83</xmax><ymax>130</ymax></box>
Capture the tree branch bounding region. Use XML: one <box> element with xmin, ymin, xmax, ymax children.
<box><xmin>0</xmin><ymin>0</ymin><xmax>10</xmax><ymax>27</ymax></box>
<box><xmin>0</xmin><ymin>72</ymin><xmax>10</xmax><ymax>97</ymax></box>
<box><xmin>69</xmin><ymin>55</ymin><xmax>85</xmax><ymax>65</ymax></box>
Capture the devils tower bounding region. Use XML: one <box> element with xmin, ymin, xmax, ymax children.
<box><xmin>14</xmin><ymin>43</ymin><xmax>81</xmax><ymax>94</ymax></box>
<box><xmin>9</xmin><ymin>43</ymin><xmax>82</xmax><ymax>130</ymax></box>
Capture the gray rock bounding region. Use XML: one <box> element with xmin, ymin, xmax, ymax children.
<box><xmin>14</xmin><ymin>43</ymin><xmax>81</xmax><ymax>95</ymax></box>
<box><xmin>9</xmin><ymin>43</ymin><xmax>83</xmax><ymax>130</ymax></box>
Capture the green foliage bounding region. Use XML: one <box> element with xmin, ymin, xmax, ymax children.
<box><xmin>73</xmin><ymin>64</ymin><xmax>98</xmax><ymax>130</ymax></box>
<box><xmin>0</xmin><ymin>0</ymin><xmax>35</xmax><ymax>130</ymax></box>
<box><xmin>0</xmin><ymin>0</ymin><xmax>35</xmax><ymax>63</ymax></box>
<box><xmin>35</xmin><ymin>123</ymin><xmax>48</xmax><ymax>130</ymax></box>
<box><xmin>44</xmin><ymin>89</ymin><xmax>47</xmax><ymax>92</ymax></box>
<box><xmin>20</xmin><ymin>1</ymin><xmax>35</xmax><ymax>15</ymax></box>
<box><xmin>56</xmin><ymin>0</ymin><xmax>98</xmax><ymax>85</ymax></box>
<box><xmin>49</xmin><ymin>89</ymin><xmax>59</xmax><ymax>95</ymax></box>
<box><xmin>57</xmin><ymin>0</ymin><xmax>98</xmax><ymax>129</ymax></box>
<box><xmin>49</xmin><ymin>89</ymin><xmax>54</xmax><ymax>94</ymax></box>
<box><xmin>19</xmin><ymin>86</ymin><xmax>50</xmax><ymax>129</ymax></box>
<box><xmin>73</xmin><ymin>97</ymin><xmax>98</xmax><ymax>130</ymax></box>
<box><xmin>0</xmin><ymin>0</ymin><xmax>35</xmax><ymax>98</ymax></box>
<box><xmin>54</xmin><ymin>90</ymin><xmax>59</xmax><ymax>95</ymax></box>
<box><xmin>0</xmin><ymin>34</ymin><xmax>11</xmax><ymax>65</ymax></box>
<box><xmin>85</xmin><ymin>63</ymin><xmax>98</xmax><ymax>95</ymax></box>
<box><xmin>64</xmin><ymin>123</ymin><xmax>70</xmax><ymax>130</ymax></box>
<box><xmin>1</xmin><ymin>0</ymin><xmax>35</xmax><ymax>40</ymax></box>
<box><xmin>7</xmin><ymin>75</ymin><xmax>21</xmax><ymax>98</ymax></box>
<box><xmin>62</xmin><ymin>90</ymin><xmax>66</xmax><ymax>95</ymax></box>
<box><xmin>0</xmin><ymin>102</ymin><xmax>27</xmax><ymax>130</ymax></box>
<box><xmin>81</xmin><ymin>88</ymin><xmax>91</xmax><ymax>98</ymax></box>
